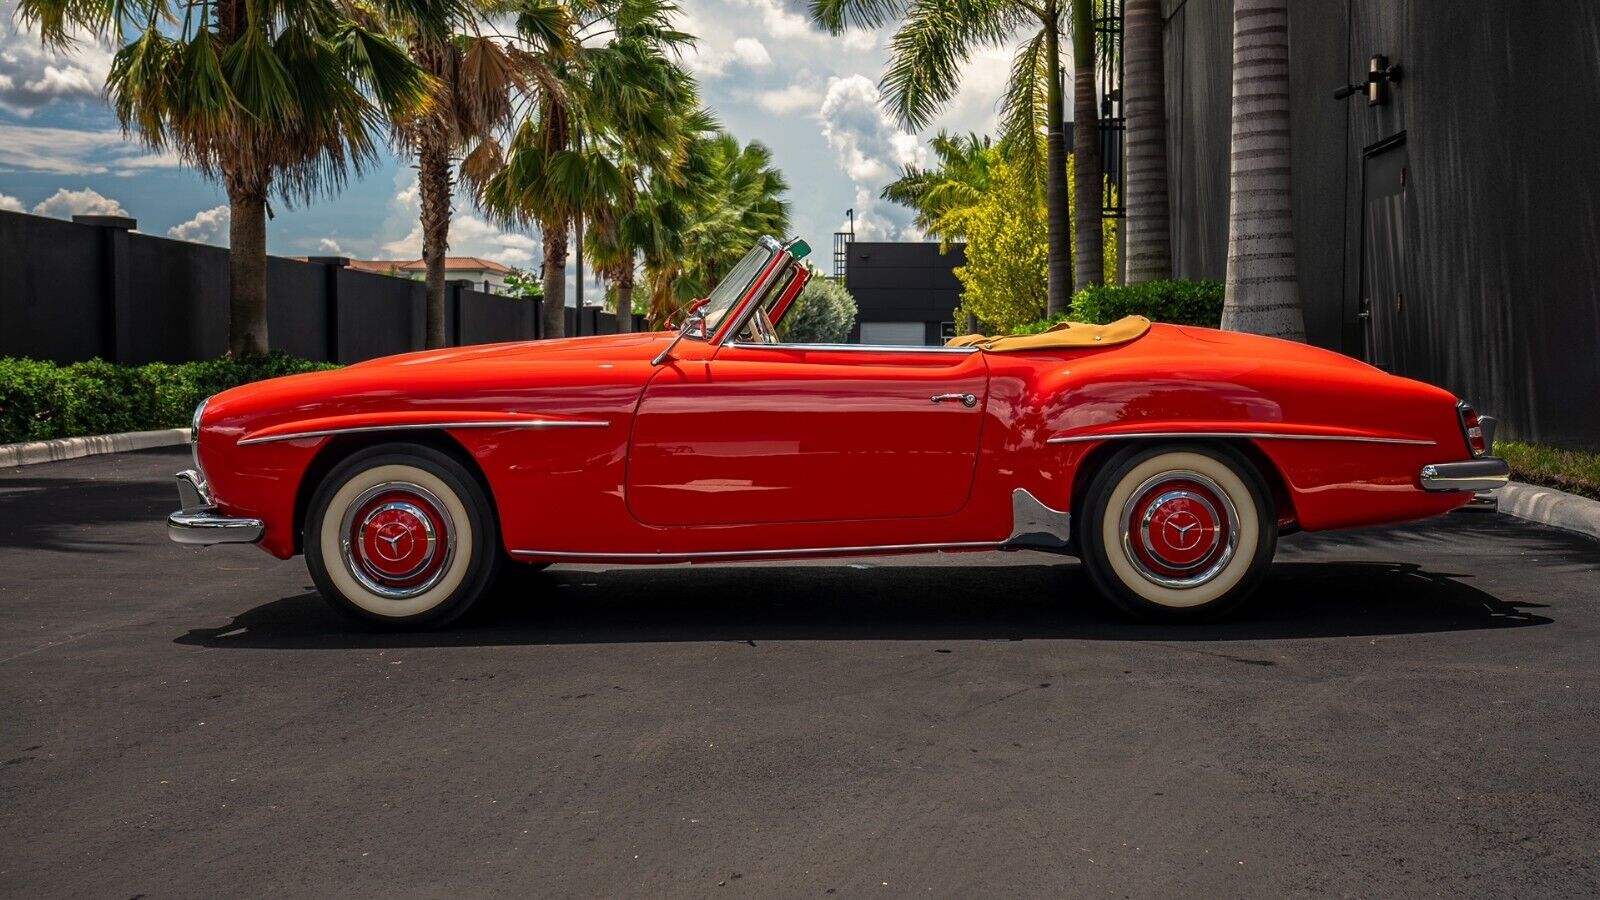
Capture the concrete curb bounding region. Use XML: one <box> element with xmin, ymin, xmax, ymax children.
<box><xmin>0</xmin><ymin>428</ymin><xmax>192</xmax><ymax>468</ymax></box>
<box><xmin>1496</xmin><ymin>481</ymin><xmax>1600</xmax><ymax>542</ymax></box>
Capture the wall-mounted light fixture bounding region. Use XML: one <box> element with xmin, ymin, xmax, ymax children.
<box><xmin>1334</xmin><ymin>54</ymin><xmax>1402</xmax><ymax>106</ymax></box>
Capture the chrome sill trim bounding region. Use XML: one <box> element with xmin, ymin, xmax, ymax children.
<box><xmin>1420</xmin><ymin>458</ymin><xmax>1510</xmax><ymax>492</ymax></box>
<box><xmin>1046</xmin><ymin>430</ymin><xmax>1436</xmax><ymax>446</ymax></box>
<box><xmin>1003</xmin><ymin>488</ymin><xmax>1072</xmax><ymax>551</ymax></box>
<box><xmin>238</xmin><ymin>419</ymin><xmax>610</xmax><ymax>446</ymax></box>
<box><xmin>511</xmin><ymin>541</ymin><xmax>999</xmax><ymax>561</ymax></box>
<box><xmin>725</xmin><ymin>341</ymin><xmax>978</xmax><ymax>354</ymax></box>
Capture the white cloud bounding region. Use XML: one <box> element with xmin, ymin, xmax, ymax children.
<box><xmin>0</xmin><ymin>193</ymin><xmax>25</xmax><ymax>212</ymax></box>
<box><xmin>731</xmin><ymin>37</ymin><xmax>772</xmax><ymax>68</ymax></box>
<box><xmin>0</xmin><ymin>24</ymin><xmax>114</xmax><ymax>116</ymax></box>
<box><xmin>377</xmin><ymin>174</ymin><xmax>539</xmax><ymax>267</ymax></box>
<box><xmin>0</xmin><ymin>124</ymin><xmax>181</xmax><ymax>176</ymax></box>
<box><xmin>168</xmin><ymin>205</ymin><xmax>230</xmax><ymax>245</ymax></box>
<box><xmin>317</xmin><ymin>238</ymin><xmax>345</xmax><ymax>254</ymax></box>
<box><xmin>756</xmin><ymin>82</ymin><xmax>817</xmax><ymax>114</ymax></box>
<box><xmin>31</xmin><ymin>186</ymin><xmax>127</xmax><ymax>219</ymax></box>
<box><xmin>817</xmin><ymin>75</ymin><xmax>927</xmax><ymax>239</ymax></box>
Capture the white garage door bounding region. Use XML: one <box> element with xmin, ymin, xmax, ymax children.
<box><xmin>858</xmin><ymin>321</ymin><xmax>927</xmax><ymax>346</ymax></box>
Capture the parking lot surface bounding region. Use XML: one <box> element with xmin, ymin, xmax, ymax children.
<box><xmin>2</xmin><ymin>447</ymin><xmax>1598</xmax><ymax>898</ymax></box>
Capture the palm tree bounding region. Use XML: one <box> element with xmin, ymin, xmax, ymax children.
<box><xmin>396</xmin><ymin>12</ymin><xmax>556</xmax><ymax>348</ymax></box>
<box><xmin>474</xmin><ymin>0</ymin><xmax>694</xmax><ymax>339</ymax></box>
<box><xmin>879</xmin><ymin>131</ymin><xmax>996</xmax><ymax>240</ymax></box>
<box><xmin>1121</xmin><ymin>0</ymin><xmax>1169</xmax><ymax>284</ymax></box>
<box><xmin>19</xmin><ymin>0</ymin><xmax>440</xmax><ymax>357</ymax></box>
<box><xmin>641</xmin><ymin>131</ymin><xmax>790</xmax><ymax>326</ymax></box>
<box><xmin>811</xmin><ymin>0</ymin><xmax>1105</xmax><ymax>315</ymax></box>
<box><xmin>1219</xmin><ymin>0</ymin><xmax>1305</xmax><ymax>340</ymax></box>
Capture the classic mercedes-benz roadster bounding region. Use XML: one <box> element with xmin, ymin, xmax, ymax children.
<box><xmin>168</xmin><ymin>236</ymin><xmax>1508</xmax><ymax>627</ymax></box>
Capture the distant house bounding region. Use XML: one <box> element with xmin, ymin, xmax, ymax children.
<box><xmin>343</xmin><ymin>256</ymin><xmax>517</xmax><ymax>295</ymax></box>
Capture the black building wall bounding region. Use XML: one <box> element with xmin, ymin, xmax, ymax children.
<box><xmin>844</xmin><ymin>241</ymin><xmax>967</xmax><ymax>345</ymax></box>
<box><xmin>1164</xmin><ymin>0</ymin><xmax>1600</xmax><ymax>450</ymax></box>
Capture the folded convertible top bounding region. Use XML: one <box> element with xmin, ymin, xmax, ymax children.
<box><xmin>945</xmin><ymin>315</ymin><xmax>1151</xmax><ymax>352</ymax></box>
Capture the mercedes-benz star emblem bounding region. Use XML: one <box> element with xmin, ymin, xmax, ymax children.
<box><xmin>374</xmin><ymin>523</ymin><xmax>413</xmax><ymax>561</ymax></box>
<box><xmin>1163</xmin><ymin>511</ymin><xmax>1204</xmax><ymax>551</ymax></box>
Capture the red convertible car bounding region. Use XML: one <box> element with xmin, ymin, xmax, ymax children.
<box><xmin>169</xmin><ymin>236</ymin><xmax>1508</xmax><ymax>627</ymax></box>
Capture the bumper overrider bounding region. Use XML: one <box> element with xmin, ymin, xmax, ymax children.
<box><xmin>167</xmin><ymin>470</ymin><xmax>264</xmax><ymax>545</ymax></box>
<box><xmin>1419</xmin><ymin>458</ymin><xmax>1510</xmax><ymax>492</ymax></box>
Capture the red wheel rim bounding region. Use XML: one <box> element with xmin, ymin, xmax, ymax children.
<box><xmin>339</xmin><ymin>483</ymin><xmax>455</xmax><ymax>598</ymax></box>
<box><xmin>1119</xmin><ymin>471</ymin><xmax>1238</xmax><ymax>588</ymax></box>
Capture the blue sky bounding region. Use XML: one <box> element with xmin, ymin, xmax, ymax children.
<box><xmin>0</xmin><ymin>0</ymin><xmax>1031</xmax><ymax>304</ymax></box>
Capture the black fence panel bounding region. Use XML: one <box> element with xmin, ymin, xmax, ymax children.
<box><xmin>267</xmin><ymin>257</ymin><xmax>333</xmax><ymax>362</ymax></box>
<box><xmin>336</xmin><ymin>268</ymin><xmax>424</xmax><ymax>363</ymax></box>
<box><xmin>456</xmin><ymin>283</ymin><xmax>536</xmax><ymax>346</ymax></box>
<box><xmin>122</xmin><ymin>232</ymin><xmax>230</xmax><ymax>365</ymax></box>
<box><xmin>0</xmin><ymin>211</ymin><xmax>109</xmax><ymax>363</ymax></box>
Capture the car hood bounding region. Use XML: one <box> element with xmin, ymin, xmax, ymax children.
<box><xmin>345</xmin><ymin>331</ymin><xmax>674</xmax><ymax>370</ymax></box>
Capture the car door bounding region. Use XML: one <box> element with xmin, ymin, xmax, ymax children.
<box><xmin>625</xmin><ymin>342</ymin><xmax>989</xmax><ymax>527</ymax></box>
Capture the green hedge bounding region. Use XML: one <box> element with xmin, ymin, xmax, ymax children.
<box><xmin>1012</xmin><ymin>279</ymin><xmax>1225</xmax><ymax>335</ymax></box>
<box><xmin>0</xmin><ymin>353</ymin><xmax>337</xmax><ymax>444</ymax></box>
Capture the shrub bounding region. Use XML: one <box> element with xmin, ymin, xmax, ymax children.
<box><xmin>780</xmin><ymin>276</ymin><xmax>859</xmax><ymax>344</ymax></box>
<box><xmin>0</xmin><ymin>353</ymin><xmax>337</xmax><ymax>444</ymax></box>
<box><xmin>1010</xmin><ymin>279</ymin><xmax>1225</xmax><ymax>335</ymax></box>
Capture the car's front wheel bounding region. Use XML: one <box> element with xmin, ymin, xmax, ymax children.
<box><xmin>305</xmin><ymin>444</ymin><xmax>500</xmax><ymax>629</ymax></box>
<box><xmin>1077</xmin><ymin>443</ymin><xmax>1276</xmax><ymax>622</ymax></box>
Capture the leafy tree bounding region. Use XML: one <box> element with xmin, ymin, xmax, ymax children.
<box><xmin>942</xmin><ymin>158</ymin><xmax>1049</xmax><ymax>333</ymax></box>
<box><xmin>880</xmin><ymin>131</ymin><xmax>996</xmax><ymax>241</ymax></box>
<box><xmin>18</xmin><ymin>0</ymin><xmax>440</xmax><ymax>356</ymax></box>
<box><xmin>503</xmin><ymin>267</ymin><xmax>545</xmax><ymax>299</ymax></box>
<box><xmin>779</xmin><ymin>275</ymin><xmax>858</xmax><ymax>343</ymax></box>
<box><xmin>810</xmin><ymin>0</ymin><xmax>1106</xmax><ymax>316</ymax></box>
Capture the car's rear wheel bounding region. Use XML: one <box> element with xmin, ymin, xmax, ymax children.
<box><xmin>1077</xmin><ymin>443</ymin><xmax>1275</xmax><ymax>622</ymax></box>
<box><xmin>305</xmin><ymin>444</ymin><xmax>500</xmax><ymax>629</ymax></box>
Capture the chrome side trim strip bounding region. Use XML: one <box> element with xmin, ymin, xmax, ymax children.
<box><xmin>725</xmin><ymin>341</ymin><xmax>978</xmax><ymax>354</ymax></box>
<box><xmin>511</xmin><ymin>541</ymin><xmax>998</xmax><ymax>561</ymax></box>
<box><xmin>238</xmin><ymin>419</ymin><xmax>610</xmax><ymax>446</ymax></box>
<box><xmin>1046</xmin><ymin>430</ymin><xmax>1435</xmax><ymax>446</ymax></box>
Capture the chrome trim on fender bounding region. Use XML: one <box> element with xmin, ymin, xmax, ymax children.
<box><xmin>1046</xmin><ymin>430</ymin><xmax>1436</xmax><ymax>446</ymax></box>
<box><xmin>511</xmin><ymin>541</ymin><xmax>998</xmax><ymax>561</ymax></box>
<box><xmin>1002</xmin><ymin>488</ymin><xmax>1072</xmax><ymax>551</ymax></box>
<box><xmin>237</xmin><ymin>418</ymin><xmax>610</xmax><ymax>446</ymax></box>
<box><xmin>1420</xmin><ymin>457</ymin><xmax>1510</xmax><ymax>492</ymax></box>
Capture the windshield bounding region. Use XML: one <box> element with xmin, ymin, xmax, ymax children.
<box><xmin>695</xmin><ymin>240</ymin><xmax>780</xmax><ymax>336</ymax></box>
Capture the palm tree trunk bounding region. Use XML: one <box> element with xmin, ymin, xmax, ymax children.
<box><xmin>541</xmin><ymin>223</ymin><xmax>567</xmax><ymax>338</ymax></box>
<box><xmin>418</xmin><ymin>121</ymin><xmax>452</xmax><ymax>349</ymax></box>
<box><xmin>573</xmin><ymin>210</ymin><xmax>584</xmax><ymax>337</ymax></box>
<box><xmin>1220</xmin><ymin>0</ymin><xmax>1305</xmax><ymax>340</ymax></box>
<box><xmin>1071</xmin><ymin>0</ymin><xmax>1105</xmax><ymax>292</ymax></box>
<box><xmin>223</xmin><ymin>174</ymin><xmax>269</xmax><ymax>357</ymax></box>
<box><xmin>1123</xmin><ymin>0</ymin><xmax>1171</xmax><ymax>284</ymax></box>
<box><xmin>614</xmin><ymin>267</ymin><xmax>634</xmax><ymax>333</ymax></box>
<box><xmin>1043</xmin><ymin>16</ymin><xmax>1073</xmax><ymax>318</ymax></box>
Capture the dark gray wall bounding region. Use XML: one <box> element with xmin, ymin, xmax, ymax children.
<box><xmin>0</xmin><ymin>210</ymin><xmax>644</xmax><ymax>365</ymax></box>
<box><xmin>844</xmin><ymin>241</ymin><xmax>967</xmax><ymax>344</ymax></box>
<box><xmin>1164</xmin><ymin>0</ymin><xmax>1600</xmax><ymax>450</ymax></box>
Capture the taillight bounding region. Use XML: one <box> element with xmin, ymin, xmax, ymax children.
<box><xmin>1457</xmin><ymin>401</ymin><xmax>1487</xmax><ymax>456</ymax></box>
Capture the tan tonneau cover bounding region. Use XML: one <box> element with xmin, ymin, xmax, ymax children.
<box><xmin>946</xmin><ymin>315</ymin><xmax>1151</xmax><ymax>351</ymax></box>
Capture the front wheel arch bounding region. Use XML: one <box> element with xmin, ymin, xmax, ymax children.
<box><xmin>292</xmin><ymin>429</ymin><xmax>500</xmax><ymax>556</ymax></box>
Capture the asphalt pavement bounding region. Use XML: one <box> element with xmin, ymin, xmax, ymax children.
<box><xmin>2</xmin><ymin>447</ymin><xmax>1598</xmax><ymax>898</ymax></box>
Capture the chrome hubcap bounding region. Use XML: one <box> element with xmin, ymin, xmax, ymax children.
<box><xmin>1120</xmin><ymin>470</ymin><xmax>1238</xmax><ymax>588</ymax></box>
<box><xmin>340</xmin><ymin>482</ymin><xmax>455</xmax><ymax>599</ymax></box>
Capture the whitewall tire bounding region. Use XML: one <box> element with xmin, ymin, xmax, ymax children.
<box><xmin>1078</xmin><ymin>443</ymin><xmax>1276</xmax><ymax>621</ymax></box>
<box><xmin>305</xmin><ymin>444</ymin><xmax>500</xmax><ymax>628</ymax></box>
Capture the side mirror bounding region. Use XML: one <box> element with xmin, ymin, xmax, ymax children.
<box><xmin>653</xmin><ymin>303</ymin><xmax>710</xmax><ymax>366</ymax></box>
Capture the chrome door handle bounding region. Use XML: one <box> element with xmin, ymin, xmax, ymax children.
<box><xmin>931</xmin><ymin>393</ymin><xmax>978</xmax><ymax>408</ymax></box>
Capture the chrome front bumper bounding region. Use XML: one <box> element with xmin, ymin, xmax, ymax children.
<box><xmin>1420</xmin><ymin>457</ymin><xmax>1510</xmax><ymax>492</ymax></box>
<box><xmin>167</xmin><ymin>469</ymin><xmax>264</xmax><ymax>545</ymax></box>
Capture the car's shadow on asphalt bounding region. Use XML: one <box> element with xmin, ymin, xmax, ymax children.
<box><xmin>174</xmin><ymin>558</ymin><xmax>1550</xmax><ymax>650</ymax></box>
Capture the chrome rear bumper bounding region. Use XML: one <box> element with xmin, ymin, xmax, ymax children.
<box><xmin>167</xmin><ymin>469</ymin><xmax>264</xmax><ymax>545</ymax></box>
<box><xmin>1420</xmin><ymin>457</ymin><xmax>1510</xmax><ymax>492</ymax></box>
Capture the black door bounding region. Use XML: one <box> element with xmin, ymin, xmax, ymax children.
<box><xmin>1360</xmin><ymin>137</ymin><xmax>1409</xmax><ymax>372</ymax></box>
